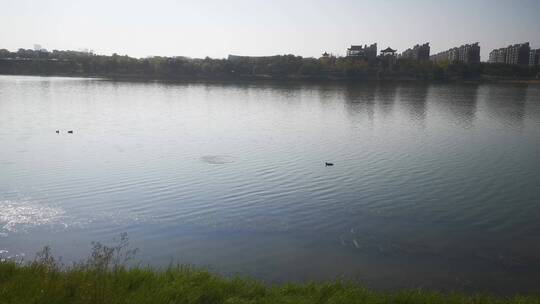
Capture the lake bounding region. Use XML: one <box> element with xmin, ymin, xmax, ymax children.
<box><xmin>1</xmin><ymin>75</ymin><xmax>539</xmax><ymax>294</ymax></box>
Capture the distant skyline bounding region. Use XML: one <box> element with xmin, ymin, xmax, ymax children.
<box><xmin>1</xmin><ymin>0</ymin><xmax>539</xmax><ymax>61</ymax></box>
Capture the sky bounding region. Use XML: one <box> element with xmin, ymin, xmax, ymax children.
<box><xmin>1</xmin><ymin>0</ymin><xmax>539</xmax><ymax>61</ymax></box>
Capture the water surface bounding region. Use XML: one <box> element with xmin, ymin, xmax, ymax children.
<box><xmin>1</xmin><ymin>76</ymin><xmax>539</xmax><ymax>294</ymax></box>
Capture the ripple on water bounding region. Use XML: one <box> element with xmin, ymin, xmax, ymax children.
<box><xmin>0</xmin><ymin>200</ymin><xmax>68</xmax><ymax>236</ymax></box>
<box><xmin>200</xmin><ymin>155</ymin><xmax>235</xmax><ymax>165</ymax></box>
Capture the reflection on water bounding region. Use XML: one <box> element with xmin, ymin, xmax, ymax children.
<box><xmin>200</xmin><ymin>155</ymin><xmax>235</xmax><ymax>165</ymax></box>
<box><xmin>0</xmin><ymin>200</ymin><xmax>67</xmax><ymax>235</ymax></box>
<box><xmin>433</xmin><ymin>84</ymin><xmax>479</xmax><ymax>128</ymax></box>
<box><xmin>485</xmin><ymin>85</ymin><xmax>527</xmax><ymax>129</ymax></box>
<box><xmin>344</xmin><ymin>83</ymin><xmax>377</xmax><ymax>122</ymax></box>
<box><xmin>375</xmin><ymin>84</ymin><xmax>398</xmax><ymax>117</ymax></box>
<box><xmin>0</xmin><ymin>76</ymin><xmax>540</xmax><ymax>295</ymax></box>
<box><xmin>399</xmin><ymin>84</ymin><xmax>429</xmax><ymax>125</ymax></box>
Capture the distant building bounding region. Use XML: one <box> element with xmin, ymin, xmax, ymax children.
<box><xmin>346</xmin><ymin>43</ymin><xmax>377</xmax><ymax>60</ymax></box>
<box><xmin>430</xmin><ymin>43</ymin><xmax>480</xmax><ymax>64</ymax></box>
<box><xmin>459</xmin><ymin>43</ymin><xmax>480</xmax><ymax>63</ymax></box>
<box><xmin>530</xmin><ymin>49</ymin><xmax>540</xmax><ymax>66</ymax></box>
<box><xmin>400</xmin><ymin>43</ymin><xmax>430</xmax><ymax>61</ymax></box>
<box><xmin>488</xmin><ymin>42</ymin><xmax>531</xmax><ymax>65</ymax></box>
<box><xmin>379</xmin><ymin>47</ymin><xmax>397</xmax><ymax>67</ymax></box>
<box><xmin>380</xmin><ymin>47</ymin><xmax>396</xmax><ymax>56</ymax></box>
<box><xmin>488</xmin><ymin>48</ymin><xmax>507</xmax><ymax>63</ymax></box>
<box><xmin>506</xmin><ymin>42</ymin><xmax>530</xmax><ymax>65</ymax></box>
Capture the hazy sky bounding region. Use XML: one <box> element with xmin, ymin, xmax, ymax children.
<box><xmin>1</xmin><ymin>0</ymin><xmax>539</xmax><ymax>60</ymax></box>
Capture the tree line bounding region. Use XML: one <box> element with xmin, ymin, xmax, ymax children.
<box><xmin>0</xmin><ymin>48</ymin><xmax>538</xmax><ymax>81</ymax></box>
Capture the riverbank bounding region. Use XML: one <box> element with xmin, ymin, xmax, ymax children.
<box><xmin>1</xmin><ymin>243</ymin><xmax>539</xmax><ymax>304</ymax></box>
<box><xmin>2</xmin><ymin>261</ymin><xmax>539</xmax><ymax>304</ymax></box>
<box><xmin>2</xmin><ymin>71</ymin><xmax>540</xmax><ymax>86</ymax></box>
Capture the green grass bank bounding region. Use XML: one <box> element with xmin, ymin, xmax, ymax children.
<box><xmin>1</xmin><ymin>236</ymin><xmax>539</xmax><ymax>304</ymax></box>
<box><xmin>3</xmin><ymin>261</ymin><xmax>540</xmax><ymax>304</ymax></box>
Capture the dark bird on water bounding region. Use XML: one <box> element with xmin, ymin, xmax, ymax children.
<box><xmin>67</xmin><ymin>130</ymin><xmax>73</xmax><ymax>134</ymax></box>
<box><xmin>55</xmin><ymin>130</ymin><xmax>59</xmax><ymax>134</ymax></box>
<box><xmin>325</xmin><ymin>162</ymin><xmax>334</xmax><ymax>167</ymax></box>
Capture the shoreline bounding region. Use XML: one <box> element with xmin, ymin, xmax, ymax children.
<box><xmin>2</xmin><ymin>259</ymin><xmax>539</xmax><ymax>303</ymax></box>
<box><xmin>2</xmin><ymin>72</ymin><xmax>540</xmax><ymax>85</ymax></box>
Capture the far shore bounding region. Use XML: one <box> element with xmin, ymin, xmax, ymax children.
<box><xmin>2</xmin><ymin>72</ymin><xmax>540</xmax><ymax>85</ymax></box>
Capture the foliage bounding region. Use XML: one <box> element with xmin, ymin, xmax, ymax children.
<box><xmin>482</xmin><ymin>63</ymin><xmax>540</xmax><ymax>78</ymax></box>
<box><xmin>0</xmin><ymin>48</ymin><xmax>539</xmax><ymax>81</ymax></box>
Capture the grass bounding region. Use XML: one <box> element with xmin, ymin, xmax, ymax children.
<box><xmin>1</xmin><ymin>234</ymin><xmax>539</xmax><ymax>304</ymax></box>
